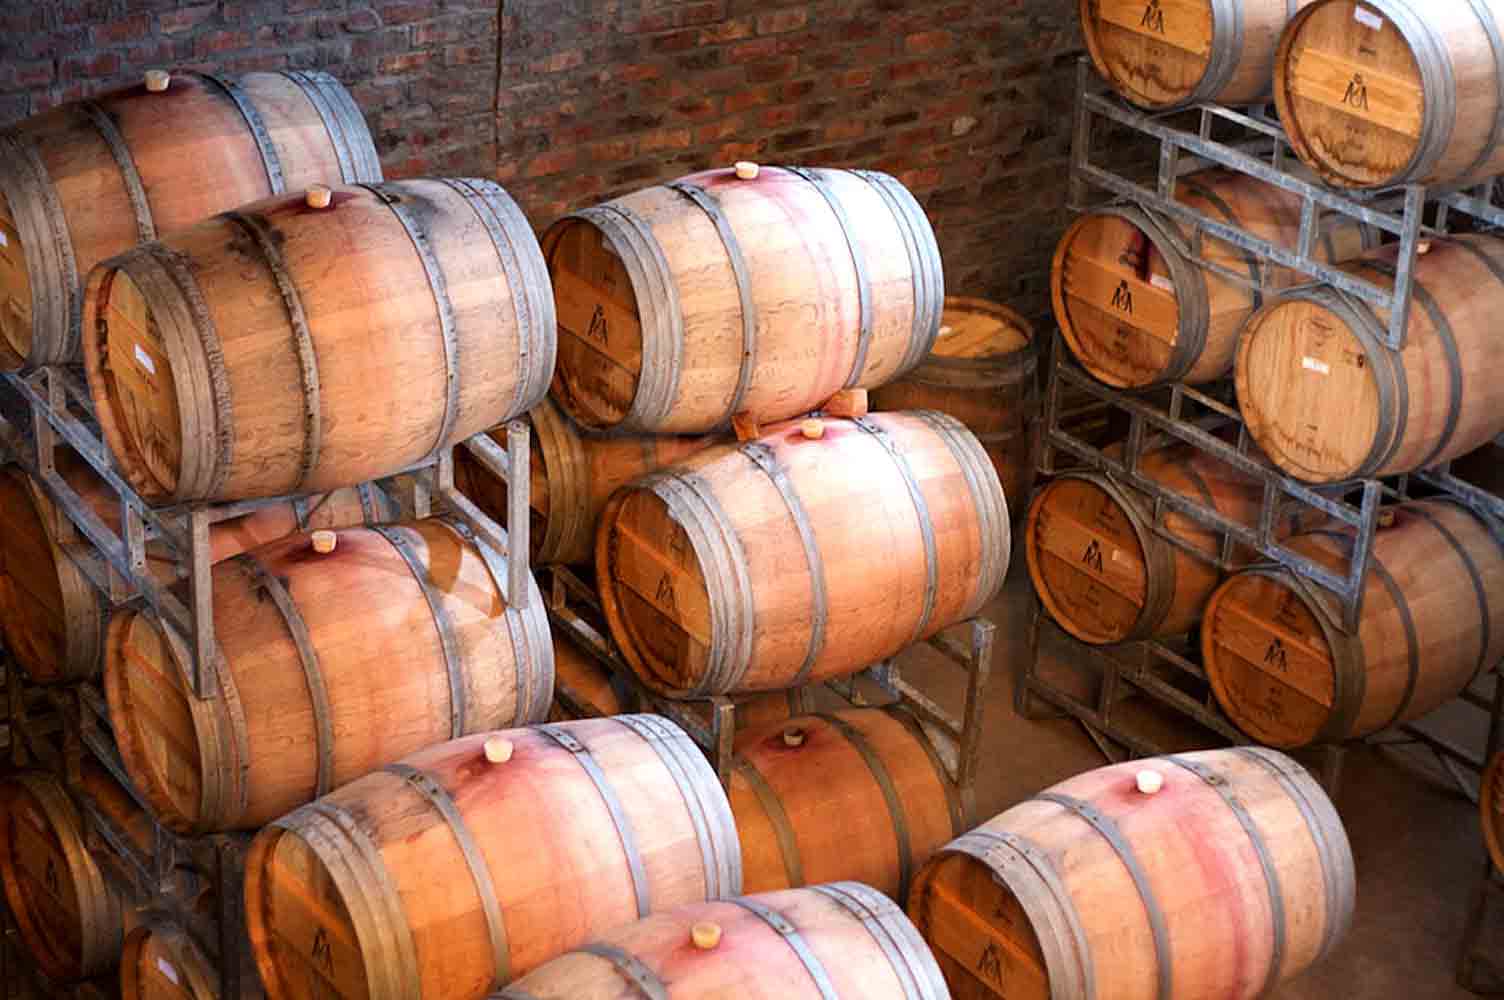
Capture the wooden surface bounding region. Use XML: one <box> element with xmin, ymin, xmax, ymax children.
<box><xmin>499</xmin><ymin>883</ymin><xmax>948</xmax><ymax>999</ymax></box>
<box><xmin>729</xmin><ymin>709</ymin><xmax>959</xmax><ymax>899</ymax></box>
<box><xmin>82</xmin><ymin>178</ymin><xmax>554</xmax><ymax>503</ymax></box>
<box><xmin>1203</xmin><ymin>498</ymin><xmax>1504</xmax><ymax>747</ymax></box>
<box><xmin>596</xmin><ymin>411</ymin><xmax>1010</xmax><ymax>697</ymax></box>
<box><xmin>1277</xmin><ymin>1</ymin><xmax>1504</xmax><ymax>188</ymax></box>
<box><xmin>909</xmin><ymin>748</ymin><xmax>1354</xmax><ymax>1000</ymax></box>
<box><xmin>104</xmin><ymin>518</ymin><xmax>554</xmax><ymax>832</ymax></box>
<box><xmin>1052</xmin><ymin>168</ymin><xmax>1369</xmax><ymax>387</ymax></box>
<box><xmin>871</xmin><ymin>296</ymin><xmax>1038</xmax><ymax>517</ymax></box>
<box><xmin>545</xmin><ymin>166</ymin><xmax>942</xmax><ymax>435</ymax></box>
<box><xmin>1237</xmin><ymin>235</ymin><xmax>1504</xmax><ymax>483</ymax></box>
<box><xmin>1483</xmin><ymin>751</ymin><xmax>1504</xmax><ymax>877</ymax></box>
<box><xmin>120</xmin><ymin>919</ymin><xmax>219</xmax><ymax>1000</ymax></box>
<box><xmin>243</xmin><ymin>716</ymin><xmax>741</xmax><ymax>1000</ymax></box>
<box><xmin>0</xmin><ymin>70</ymin><xmax>381</xmax><ymax>370</ymax></box>
<box><xmin>1082</xmin><ymin>0</ymin><xmax>1316</xmax><ymax>108</ymax></box>
<box><xmin>456</xmin><ymin>399</ymin><xmax>718</xmax><ymax>566</ymax></box>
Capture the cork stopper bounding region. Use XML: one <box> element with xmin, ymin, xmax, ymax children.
<box><xmin>691</xmin><ymin>921</ymin><xmax>723</xmax><ymax>950</ymax></box>
<box><xmin>1136</xmin><ymin>769</ymin><xmax>1164</xmax><ymax>795</ymax></box>
<box><xmin>144</xmin><ymin>69</ymin><xmax>171</xmax><ymax>93</ymax></box>
<box><xmin>305</xmin><ymin>185</ymin><xmax>333</xmax><ymax>209</ymax></box>
<box><xmin>800</xmin><ymin>418</ymin><xmax>825</xmax><ymax>440</ymax></box>
<box><xmin>310</xmin><ymin>530</ymin><xmax>338</xmax><ymax>555</ymax></box>
<box><xmin>484</xmin><ymin>737</ymin><xmax>514</xmax><ymax>764</ymax></box>
<box><xmin>734</xmin><ymin>161</ymin><xmax>760</xmax><ymax>180</ymax></box>
<box><xmin>1418</xmin><ymin>240</ymin><xmax>1432</xmax><ymax>256</ymax></box>
<box><xmin>782</xmin><ymin>726</ymin><xmax>807</xmax><ymax>748</ymax></box>
<box><xmin>938</xmin><ymin>324</ymin><xmax>955</xmax><ymax>338</ymax></box>
<box><xmin>1377</xmin><ymin>508</ymin><xmax>1397</xmax><ymax>529</ymax></box>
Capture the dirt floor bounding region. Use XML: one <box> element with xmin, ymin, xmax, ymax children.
<box><xmin>919</xmin><ymin>561</ymin><xmax>1503</xmax><ymax>999</ymax></box>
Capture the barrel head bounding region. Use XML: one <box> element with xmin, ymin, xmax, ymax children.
<box><xmin>0</xmin><ymin>467</ymin><xmax>68</xmax><ymax>683</ymax></box>
<box><xmin>1081</xmin><ymin>0</ymin><xmax>1216</xmax><ymax>108</ymax></box>
<box><xmin>0</xmin><ymin>185</ymin><xmax>33</xmax><ymax>364</ymax></box>
<box><xmin>96</xmin><ymin>267</ymin><xmax>185</xmax><ymax>497</ymax></box>
<box><xmin>931</xmin><ymin>297</ymin><xmax>1031</xmax><ymax>362</ymax></box>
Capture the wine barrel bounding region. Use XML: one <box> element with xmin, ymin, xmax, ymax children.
<box><xmin>596</xmin><ymin>410</ymin><xmax>1010</xmax><ymax>697</ymax></box>
<box><xmin>1052</xmin><ymin>168</ymin><xmax>1372</xmax><ymax>388</ymax></box>
<box><xmin>1081</xmin><ymin>0</ymin><xmax>1316</xmax><ymax>109</ymax></box>
<box><xmin>1025</xmin><ymin>446</ymin><xmax>1307</xmax><ymax>645</ymax></box>
<box><xmin>730</xmin><ymin>709</ymin><xmax>961</xmax><ymax>901</ymax></box>
<box><xmin>908</xmin><ymin>748</ymin><xmax>1355</xmax><ymax>1000</ymax></box>
<box><xmin>0</xmin><ymin>69</ymin><xmax>380</xmax><ymax>370</ymax></box>
<box><xmin>104</xmin><ymin>517</ymin><xmax>554</xmax><ymax>833</ymax></box>
<box><xmin>871</xmin><ymin>296</ymin><xmax>1038</xmax><ymax>515</ymax></box>
<box><xmin>1237</xmin><ymin>234</ymin><xmax>1504</xmax><ymax>483</ymax></box>
<box><xmin>1203</xmin><ymin>498</ymin><xmax>1504</xmax><ymax>747</ymax></box>
<box><xmin>456</xmin><ymin>399</ymin><xmax>718</xmax><ymax>566</ymax></box>
<box><xmin>545</xmin><ymin>164</ymin><xmax>942</xmax><ymax>434</ymax></box>
<box><xmin>121</xmin><ymin>916</ymin><xmax>218</xmax><ymax>1000</ymax></box>
<box><xmin>244</xmin><ymin>715</ymin><xmax>742</xmax><ymax>1000</ymax></box>
<box><xmin>496</xmin><ymin>883</ymin><xmax>948</xmax><ymax>1000</ymax></box>
<box><xmin>0</xmin><ymin>454</ymin><xmax>394</xmax><ymax>685</ymax></box>
<box><xmin>81</xmin><ymin>178</ymin><xmax>555</xmax><ymax>503</ymax></box>
<box><xmin>1484</xmin><ymin>752</ymin><xmax>1504</xmax><ymax>875</ymax></box>
<box><xmin>1276</xmin><ymin>0</ymin><xmax>1504</xmax><ymax>189</ymax></box>
<box><xmin>0</xmin><ymin>763</ymin><xmax>144</xmax><ymax>981</ymax></box>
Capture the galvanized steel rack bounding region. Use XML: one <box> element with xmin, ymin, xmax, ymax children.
<box><xmin>1068</xmin><ymin>57</ymin><xmax>1504</xmax><ymax>354</ymax></box>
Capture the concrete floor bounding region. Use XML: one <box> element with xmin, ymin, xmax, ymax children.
<box><xmin>910</xmin><ymin>561</ymin><xmax>1502</xmax><ymax>1000</ymax></box>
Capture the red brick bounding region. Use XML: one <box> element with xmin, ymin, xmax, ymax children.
<box><xmin>905</xmin><ymin>30</ymin><xmax>953</xmax><ymax>55</ymax></box>
<box><xmin>448</xmin><ymin>44</ymin><xmax>490</xmax><ymax>66</ymax></box>
<box><xmin>194</xmin><ymin>29</ymin><xmax>251</xmax><ymax>57</ymax></box>
<box><xmin>757</xmin><ymin>9</ymin><xmax>809</xmax><ymax>35</ymax></box>
<box><xmin>379</xmin><ymin>1</ymin><xmax>438</xmax><ymax>25</ymax></box>
<box><xmin>345</xmin><ymin>9</ymin><xmax>385</xmax><ymax>34</ymax></box>
<box><xmin>745</xmin><ymin>57</ymin><xmax>798</xmax><ymax>84</ymax></box>
<box><xmin>380</xmin><ymin>51</ymin><xmax>431</xmax><ymax>74</ymax></box>
<box><xmin>724</xmin><ymin>86</ymin><xmax>774</xmax><ymax>113</ymax></box>
<box><xmin>92</xmin><ymin>13</ymin><xmax>150</xmax><ymax>46</ymax></box>
<box><xmin>532</xmin><ymin>49</ymin><xmax>584</xmax><ymax>74</ymax></box>
<box><xmin>640</xmin><ymin>127</ymin><xmax>692</xmax><ymax>152</ymax></box>
<box><xmin>525</xmin><ymin>148</ymin><xmax>580</xmax><ymax>178</ymax></box>
<box><xmin>728</xmin><ymin>37</ymin><xmax>778</xmax><ymax>63</ymax></box>
<box><xmin>841</xmin><ymin>68</ymin><xmax>875</xmax><ymax>88</ymax></box>
<box><xmin>59</xmin><ymin>51</ymin><xmax>120</xmax><ymax>81</ymax></box>
<box><xmin>699</xmin><ymin>18</ymin><xmax>753</xmax><ymax>44</ymax></box>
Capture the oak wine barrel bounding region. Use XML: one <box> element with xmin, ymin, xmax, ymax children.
<box><xmin>871</xmin><ymin>296</ymin><xmax>1038</xmax><ymax>515</ymax></box>
<box><xmin>244</xmin><ymin>715</ymin><xmax>742</xmax><ymax>1000</ymax></box>
<box><xmin>596</xmin><ymin>411</ymin><xmax>1010</xmax><ymax>697</ymax></box>
<box><xmin>1276</xmin><ymin>0</ymin><xmax>1504</xmax><ymax>189</ymax></box>
<box><xmin>545</xmin><ymin>164</ymin><xmax>942</xmax><ymax>434</ymax></box>
<box><xmin>104</xmin><ymin>518</ymin><xmax>554</xmax><ymax>833</ymax></box>
<box><xmin>1203</xmin><ymin>498</ymin><xmax>1504</xmax><ymax>747</ymax></box>
<box><xmin>120</xmin><ymin>915</ymin><xmax>219</xmax><ymax>1000</ymax></box>
<box><xmin>81</xmin><ymin>178</ymin><xmax>555</xmax><ymax>503</ymax></box>
<box><xmin>497</xmin><ymin>883</ymin><xmax>948</xmax><ymax>1000</ymax></box>
<box><xmin>1025</xmin><ymin>446</ymin><xmax>1314</xmax><ymax>645</ymax></box>
<box><xmin>1237</xmin><ymin>235</ymin><xmax>1504</xmax><ymax>483</ymax></box>
<box><xmin>0</xmin><ymin>69</ymin><xmax>380</xmax><ymax>369</ymax></box>
<box><xmin>0</xmin><ymin>454</ymin><xmax>394</xmax><ymax>685</ymax></box>
<box><xmin>1484</xmin><ymin>752</ymin><xmax>1504</xmax><ymax>876</ymax></box>
<box><xmin>1051</xmin><ymin>168</ymin><xmax>1372</xmax><ymax>388</ymax></box>
<box><xmin>908</xmin><ymin>748</ymin><xmax>1355</xmax><ymax>1000</ymax></box>
<box><xmin>1081</xmin><ymin>0</ymin><xmax>1316</xmax><ymax>109</ymax></box>
<box><xmin>731</xmin><ymin>709</ymin><xmax>962</xmax><ymax>901</ymax></box>
<box><xmin>456</xmin><ymin>398</ymin><xmax>718</xmax><ymax>566</ymax></box>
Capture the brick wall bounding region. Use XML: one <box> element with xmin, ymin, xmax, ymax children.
<box><xmin>496</xmin><ymin>1</ymin><xmax>1085</xmax><ymax>321</ymax></box>
<box><xmin>0</xmin><ymin>0</ymin><xmax>499</xmax><ymax>180</ymax></box>
<box><xmin>0</xmin><ymin>0</ymin><xmax>1087</xmax><ymax>322</ymax></box>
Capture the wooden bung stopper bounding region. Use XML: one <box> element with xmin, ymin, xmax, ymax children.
<box><xmin>305</xmin><ymin>185</ymin><xmax>333</xmax><ymax>209</ymax></box>
<box><xmin>782</xmin><ymin>726</ymin><xmax>806</xmax><ymax>748</ymax></box>
<box><xmin>483</xmin><ymin>737</ymin><xmax>514</xmax><ymax>764</ymax></box>
<box><xmin>800</xmin><ymin>418</ymin><xmax>825</xmax><ymax>440</ymax></box>
<box><xmin>691</xmin><ymin>921</ymin><xmax>723</xmax><ymax>950</ymax></box>
<box><xmin>1135</xmin><ymin>769</ymin><xmax>1164</xmax><ymax>795</ymax></box>
<box><xmin>734</xmin><ymin>161</ymin><xmax>760</xmax><ymax>180</ymax></box>
<box><xmin>310</xmin><ymin>530</ymin><xmax>337</xmax><ymax>554</ymax></box>
<box><xmin>144</xmin><ymin>69</ymin><xmax>171</xmax><ymax>93</ymax></box>
<box><xmin>1377</xmin><ymin>509</ymin><xmax>1397</xmax><ymax>530</ymax></box>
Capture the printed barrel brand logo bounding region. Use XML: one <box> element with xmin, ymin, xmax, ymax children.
<box><xmin>977</xmin><ymin>941</ymin><xmax>1005</xmax><ymax>984</ymax></box>
<box><xmin>1082</xmin><ymin>539</ymin><xmax>1105</xmax><ymax>573</ymax></box>
<box><xmin>656</xmin><ymin>572</ymin><xmax>677</xmax><ymax>613</ymax></box>
<box><xmin>1343</xmin><ymin>73</ymin><xmax>1369</xmax><ymax>111</ymax></box>
<box><xmin>587</xmin><ymin>304</ymin><xmax>609</xmax><ymax>344</ymax></box>
<box><xmin>311</xmin><ymin>927</ymin><xmax>334</xmax><ymax>972</ymax></box>
<box><xmin>1111</xmin><ymin>279</ymin><xmax>1135</xmax><ymax>315</ymax></box>
<box><xmin>1264</xmin><ymin>637</ymin><xmax>1288</xmax><ymax>673</ymax></box>
<box><xmin>1141</xmin><ymin>0</ymin><xmax>1166</xmax><ymax>34</ymax></box>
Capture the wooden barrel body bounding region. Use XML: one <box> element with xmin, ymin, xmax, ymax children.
<box><xmin>104</xmin><ymin>517</ymin><xmax>554</xmax><ymax>833</ymax></box>
<box><xmin>121</xmin><ymin>917</ymin><xmax>219</xmax><ymax>1000</ymax></box>
<box><xmin>0</xmin><ymin>765</ymin><xmax>136</xmax><ymax>981</ymax></box>
<box><xmin>81</xmin><ymin>178</ymin><xmax>555</xmax><ymax>503</ymax></box>
<box><xmin>244</xmin><ymin>715</ymin><xmax>742</xmax><ymax>1000</ymax></box>
<box><xmin>0</xmin><ymin>454</ymin><xmax>392</xmax><ymax>685</ymax></box>
<box><xmin>456</xmin><ymin>399</ymin><xmax>718</xmax><ymax>566</ymax></box>
<box><xmin>0</xmin><ymin>69</ymin><xmax>380</xmax><ymax>370</ymax></box>
<box><xmin>1081</xmin><ymin>0</ymin><xmax>1317</xmax><ymax>109</ymax></box>
<box><xmin>1203</xmin><ymin>498</ymin><xmax>1504</xmax><ymax>747</ymax></box>
<box><xmin>596</xmin><ymin>410</ymin><xmax>1010</xmax><ymax>697</ymax></box>
<box><xmin>497</xmin><ymin>883</ymin><xmax>948</xmax><ymax>1000</ymax></box>
<box><xmin>730</xmin><ymin>709</ymin><xmax>961</xmax><ymax>901</ymax></box>
<box><xmin>1237</xmin><ymin>235</ymin><xmax>1504</xmax><ymax>483</ymax></box>
<box><xmin>1052</xmin><ymin>168</ymin><xmax>1372</xmax><ymax>388</ymax></box>
<box><xmin>1276</xmin><ymin>0</ymin><xmax>1504</xmax><ymax>189</ymax></box>
<box><xmin>549</xmin><ymin>628</ymin><xmax>636</xmax><ymax>721</ymax></box>
<box><xmin>545</xmin><ymin>165</ymin><xmax>942</xmax><ymax>434</ymax></box>
<box><xmin>871</xmin><ymin>296</ymin><xmax>1038</xmax><ymax>514</ymax></box>
<box><xmin>908</xmin><ymin>748</ymin><xmax>1355</xmax><ymax>1000</ymax></box>
<box><xmin>1025</xmin><ymin>447</ymin><xmax>1287</xmax><ymax>645</ymax></box>
<box><xmin>1484</xmin><ymin>752</ymin><xmax>1504</xmax><ymax>875</ymax></box>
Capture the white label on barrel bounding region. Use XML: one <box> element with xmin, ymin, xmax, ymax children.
<box><xmin>1354</xmin><ymin>7</ymin><xmax>1383</xmax><ymax>30</ymax></box>
<box><xmin>0</xmin><ymin>231</ymin><xmax>8</xmax><ymax>247</ymax></box>
<box><xmin>1150</xmin><ymin>273</ymin><xmax>1174</xmax><ymax>293</ymax></box>
<box><xmin>1302</xmin><ymin>356</ymin><xmax>1331</xmax><ymax>375</ymax></box>
<box><xmin>157</xmin><ymin>959</ymin><xmax>179</xmax><ymax>985</ymax></box>
<box><xmin>134</xmin><ymin>344</ymin><xmax>156</xmax><ymax>374</ymax></box>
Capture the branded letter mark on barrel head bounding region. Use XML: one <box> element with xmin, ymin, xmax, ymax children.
<box><xmin>587</xmin><ymin>304</ymin><xmax>609</xmax><ymax>345</ymax></box>
<box><xmin>1141</xmin><ymin>0</ymin><xmax>1166</xmax><ymax>34</ymax></box>
<box><xmin>1083</xmin><ymin>538</ymin><xmax>1105</xmax><ymax>573</ymax></box>
<box><xmin>656</xmin><ymin>572</ymin><xmax>677</xmax><ymax>612</ymax></box>
<box><xmin>1264</xmin><ymin>638</ymin><xmax>1288</xmax><ymax>673</ymax></box>
<box><xmin>312</xmin><ymin>928</ymin><xmax>333</xmax><ymax>972</ymax></box>
<box><xmin>1344</xmin><ymin>74</ymin><xmax>1369</xmax><ymax>111</ymax></box>
<box><xmin>44</xmin><ymin>857</ymin><xmax>59</xmax><ymax>896</ymax></box>
<box><xmin>1111</xmin><ymin>279</ymin><xmax>1134</xmax><ymax>315</ymax></box>
<box><xmin>977</xmin><ymin>941</ymin><xmax>1005</xmax><ymax>984</ymax></box>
